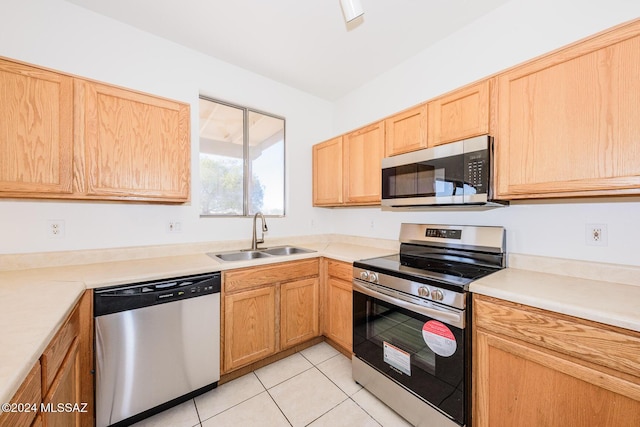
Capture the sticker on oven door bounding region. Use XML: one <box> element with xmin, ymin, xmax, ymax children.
<box><xmin>422</xmin><ymin>320</ymin><xmax>457</xmax><ymax>357</ymax></box>
<box><xmin>383</xmin><ymin>341</ymin><xmax>411</xmax><ymax>376</ymax></box>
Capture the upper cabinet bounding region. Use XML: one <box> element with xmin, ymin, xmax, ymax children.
<box><xmin>385</xmin><ymin>104</ymin><xmax>427</xmax><ymax>156</ymax></box>
<box><xmin>0</xmin><ymin>56</ymin><xmax>190</xmax><ymax>203</ymax></box>
<box><xmin>75</xmin><ymin>80</ymin><xmax>190</xmax><ymax>201</ymax></box>
<box><xmin>427</xmin><ymin>80</ymin><xmax>491</xmax><ymax>147</ymax></box>
<box><xmin>313</xmin><ymin>136</ymin><xmax>343</xmax><ymax>206</ymax></box>
<box><xmin>0</xmin><ymin>59</ymin><xmax>74</xmax><ymax>196</ymax></box>
<box><xmin>495</xmin><ymin>20</ymin><xmax>640</xmax><ymax>199</ymax></box>
<box><xmin>313</xmin><ymin>121</ymin><xmax>385</xmax><ymax>207</ymax></box>
<box><xmin>343</xmin><ymin>121</ymin><xmax>385</xmax><ymax>204</ymax></box>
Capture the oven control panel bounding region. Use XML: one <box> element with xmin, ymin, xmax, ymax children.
<box><xmin>353</xmin><ymin>266</ymin><xmax>465</xmax><ymax>309</ymax></box>
<box><xmin>359</xmin><ymin>270</ymin><xmax>379</xmax><ymax>284</ymax></box>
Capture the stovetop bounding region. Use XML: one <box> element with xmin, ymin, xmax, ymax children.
<box><xmin>354</xmin><ymin>253</ymin><xmax>500</xmax><ymax>292</ymax></box>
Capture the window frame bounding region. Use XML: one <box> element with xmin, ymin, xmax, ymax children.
<box><xmin>198</xmin><ymin>95</ymin><xmax>286</xmax><ymax>218</ymax></box>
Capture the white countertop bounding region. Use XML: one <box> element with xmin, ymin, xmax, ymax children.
<box><xmin>2</xmin><ymin>239</ymin><xmax>639</xmax><ymax>405</ymax></box>
<box><xmin>0</xmin><ymin>280</ymin><xmax>85</xmax><ymax>406</ymax></box>
<box><xmin>0</xmin><ymin>239</ymin><xmax>397</xmax><ymax>403</ymax></box>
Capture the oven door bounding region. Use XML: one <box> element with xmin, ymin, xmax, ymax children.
<box><xmin>353</xmin><ymin>280</ymin><xmax>468</xmax><ymax>426</ymax></box>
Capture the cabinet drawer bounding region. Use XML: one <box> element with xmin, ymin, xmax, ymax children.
<box><xmin>0</xmin><ymin>362</ymin><xmax>41</xmax><ymax>427</ymax></box>
<box><xmin>327</xmin><ymin>259</ymin><xmax>352</xmax><ymax>282</ymax></box>
<box><xmin>41</xmin><ymin>307</ymin><xmax>80</xmax><ymax>393</ymax></box>
<box><xmin>474</xmin><ymin>295</ymin><xmax>640</xmax><ymax>379</ymax></box>
<box><xmin>224</xmin><ymin>259</ymin><xmax>319</xmax><ymax>293</ymax></box>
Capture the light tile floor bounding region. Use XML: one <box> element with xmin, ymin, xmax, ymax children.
<box><xmin>131</xmin><ymin>342</ymin><xmax>412</xmax><ymax>427</ymax></box>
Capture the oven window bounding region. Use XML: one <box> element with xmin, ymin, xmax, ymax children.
<box><xmin>367</xmin><ymin>303</ymin><xmax>437</xmax><ymax>375</ymax></box>
<box><xmin>353</xmin><ymin>289</ymin><xmax>466</xmax><ymax>425</ymax></box>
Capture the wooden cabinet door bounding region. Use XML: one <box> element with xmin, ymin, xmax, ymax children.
<box><xmin>427</xmin><ymin>80</ymin><xmax>490</xmax><ymax>147</ymax></box>
<box><xmin>313</xmin><ymin>136</ymin><xmax>343</xmax><ymax>206</ymax></box>
<box><xmin>475</xmin><ymin>330</ymin><xmax>640</xmax><ymax>427</ymax></box>
<box><xmin>474</xmin><ymin>295</ymin><xmax>640</xmax><ymax>427</ymax></box>
<box><xmin>0</xmin><ymin>362</ymin><xmax>41</xmax><ymax>427</ymax></box>
<box><xmin>280</xmin><ymin>278</ymin><xmax>320</xmax><ymax>349</ymax></box>
<box><xmin>343</xmin><ymin>121</ymin><xmax>385</xmax><ymax>204</ymax></box>
<box><xmin>42</xmin><ymin>340</ymin><xmax>81</xmax><ymax>427</ymax></box>
<box><xmin>0</xmin><ymin>59</ymin><xmax>73</xmax><ymax>196</ymax></box>
<box><xmin>224</xmin><ymin>286</ymin><xmax>276</xmax><ymax>371</ymax></box>
<box><xmin>385</xmin><ymin>104</ymin><xmax>427</xmax><ymax>156</ymax></box>
<box><xmin>75</xmin><ymin>80</ymin><xmax>190</xmax><ymax>201</ymax></box>
<box><xmin>325</xmin><ymin>277</ymin><xmax>353</xmax><ymax>351</ymax></box>
<box><xmin>495</xmin><ymin>21</ymin><xmax>640</xmax><ymax>199</ymax></box>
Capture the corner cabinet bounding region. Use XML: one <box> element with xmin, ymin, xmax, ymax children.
<box><xmin>0</xmin><ymin>56</ymin><xmax>190</xmax><ymax>203</ymax></box>
<box><xmin>495</xmin><ymin>20</ymin><xmax>640</xmax><ymax>199</ymax></box>
<box><xmin>312</xmin><ymin>121</ymin><xmax>385</xmax><ymax>206</ymax></box>
<box><xmin>312</xmin><ymin>136</ymin><xmax>343</xmax><ymax>206</ymax></box>
<box><xmin>222</xmin><ymin>259</ymin><xmax>320</xmax><ymax>373</ymax></box>
<box><xmin>473</xmin><ymin>294</ymin><xmax>640</xmax><ymax>427</ymax></box>
<box><xmin>427</xmin><ymin>80</ymin><xmax>491</xmax><ymax>147</ymax></box>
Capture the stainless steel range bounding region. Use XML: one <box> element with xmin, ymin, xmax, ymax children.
<box><xmin>352</xmin><ymin>223</ymin><xmax>506</xmax><ymax>427</ymax></box>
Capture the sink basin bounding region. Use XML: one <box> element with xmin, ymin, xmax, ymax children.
<box><xmin>261</xmin><ymin>246</ymin><xmax>315</xmax><ymax>256</ymax></box>
<box><xmin>208</xmin><ymin>250</ymin><xmax>272</xmax><ymax>262</ymax></box>
<box><xmin>208</xmin><ymin>246</ymin><xmax>315</xmax><ymax>262</ymax></box>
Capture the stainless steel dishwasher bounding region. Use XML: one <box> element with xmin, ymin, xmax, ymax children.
<box><xmin>94</xmin><ymin>272</ymin><xmax>221</xmax><ymax>427</ymax></box>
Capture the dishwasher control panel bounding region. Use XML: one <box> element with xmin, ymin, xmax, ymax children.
<box><xmin>94</xmin><ymin>272</ymin><xmax>221</xmax><ymax>316</ymax></box>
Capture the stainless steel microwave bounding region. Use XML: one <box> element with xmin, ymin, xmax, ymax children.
<box><xmin>381</xmin><ymin>135</ymin><xmax>506</xmax><ymax>208</ymax></box>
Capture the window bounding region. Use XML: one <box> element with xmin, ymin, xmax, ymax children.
<box><xmin>199</xmin><ymin>97</ymin><xmax>285</xmax><ymax>216</ymax></box>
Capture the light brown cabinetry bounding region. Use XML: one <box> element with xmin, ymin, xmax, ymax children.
<box><xmin>322</xmin><ymin>259</ymin><xmax>353</xmax><ymax>354</ymax></box>
<box><xmin>495</xmin><ymin>20</ymin><xmax>640</xmax><ymax>199</ymax></box>
<box><xmin>312</xmin><ymin>136</ymin><xmax>343</xmax><ymax>206</ymax></box>
<box><xmin>0</xmin><ymin>362</ymin><xmax>41</xmax><ymax>427</ymax></box>
<box><xmin>312</xmin><ymin>121</ymin><xmax>385</xmax><ymax>206</ymax></box>
<box><xmin>0</xmin><ymin>56</ymin><xmax>190</xmax><ymax>203</ymax></box>
<box><xmin>0</xmin><ymin>291</ymin><xmax>93</xmax><ymax>427</ymax></box>
<box><xmin>343</xmin><ymin>121</ymin><xmax>385</xmax><ymax>204</ymax></box>
<box><xmin>74</xmin><ymin>80</ymin><xmax>190</xmax><ymax>201</ymax></box>
<box><xmin>427</xmin><ymin>80</ymin><xmax>491</xmax><ymax>147</ymax></box>
<box><xmin>0</xmin><ymin>58</ymin><xmax>74</xmax><ymax>197</ymax></box>
<box><xmin>222</xmin><ymin>259</ymin><xmax>320</xmax><ymax>373</ymax></box>
<box><xmin>385</xmin><ymin>104</ymin><xmax>427</xmax><ymax>156</ymax></box>
<box><xmin>473</xmin><ymin>294</ymin><xmax>640</xmax><ymax>427</ymax></box>
<box><xmin>280</xmin><ymin>278</ymin><xmax>319</xmax><ymax>349</ymax></box>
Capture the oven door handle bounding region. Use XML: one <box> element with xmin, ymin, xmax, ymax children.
<box><xmin>353</xmin><ymin>281</ymin><xmax>465</xmax><ymax>329</ymax></box>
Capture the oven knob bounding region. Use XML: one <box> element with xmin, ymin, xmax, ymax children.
<box><xmin>418</xmin><ymin>286</ymin><xmax>430</xmax><ymax>297</ymax></box>
<box><xmin>368</xmin><ymin>272</ymin><xmax>378</xmax><ymax>283</ymax></box>
<box><xmin>360</xmin><ymin>271</ymin><xmax>370</xmax><ymax>281</ymax></box>
<box><xmin>431</xmin><ymin>289</ymin><xmax>444</xmax><ymax>301</ymax></box>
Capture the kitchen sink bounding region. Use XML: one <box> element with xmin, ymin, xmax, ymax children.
<box><xmin>261</xmin><ymin>246</ymin><xmax>315</xmax><ymax>256</ymax></box>
<box><xmin>208</xmin><ymin>250</ymin><xmax>272</xmax><ymax>262</ymax></box>
<box><xmin>208</xmin><ymin>246</ymin><xmax>315</xmax><ymax>262</ymax></box>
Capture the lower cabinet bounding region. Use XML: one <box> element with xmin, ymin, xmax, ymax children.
<box><xmin>0</xmin><ymin>290</ymin><xmax>92</xmax><ymax>427</ymax></box>
<box><xmin>473</xmin><ymin>294</ymin><xmax>640</xmax><ymax>427</ymax></box>
<box><xmin>322</xmin><ymin>259</ymin><xmax>353</xmax><ymax>353</ymax></box>
<box><xmin>222</xmin><ymin>259</ymin><xmax>320</xmax><ymax>373</ymax></box>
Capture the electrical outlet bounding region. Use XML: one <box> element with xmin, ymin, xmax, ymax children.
<box><xmin>586</xmin><ymin>223</ymin><xmax>607</xmax><ymax>246</ymax></box>
<box><xmin>48</xmin><ymin>220</ymin><xmax>65</xmax><ymax>238</ymax></box>
<box><xmin>167</xmin><ymin>220</ymin><xmax>182</xmax><ymax>233</ymax></box>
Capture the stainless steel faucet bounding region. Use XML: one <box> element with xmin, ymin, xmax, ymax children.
<box><xmin>251</xmin><ymin>212</ymin><xmax>268</xmax><ymax>250</ymax></box>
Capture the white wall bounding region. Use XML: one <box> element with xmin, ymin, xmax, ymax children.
<box><xmin>0</xmin><ymin>0</ymin><xmax>335</xmax><ymax>255</ymax></box>
<box><xmin>329</xmin><ymin>0</ymin><xmax>640</xmax><ymax>266</ymax></box>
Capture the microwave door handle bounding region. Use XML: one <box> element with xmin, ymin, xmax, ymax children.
<box><xmin>353</xmin><ymin>281</ymin><xmax>465</xmax><ymax>329</ymax></box>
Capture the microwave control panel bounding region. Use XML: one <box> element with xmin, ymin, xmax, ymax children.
<box><xmin>464</xmin><ymin>151</ymin><xmax>488</xmax><ymax>192</ymax></box>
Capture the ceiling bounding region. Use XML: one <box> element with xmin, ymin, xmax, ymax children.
<box><xmin>66</xmin><ymin>0</ymin><xmax>510</xmax><ymax>101</ymax></box>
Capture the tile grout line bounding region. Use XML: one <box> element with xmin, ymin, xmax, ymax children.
<box><xmin>195</xmin><ymin>372</ymin><xmax>267</xmax><ymax>424</ymax></box>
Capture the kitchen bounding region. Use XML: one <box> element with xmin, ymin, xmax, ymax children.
<box><xmin>1</xmin><ymin>0</ymin><xmax>640</xmax><ymax>426</ymax></box>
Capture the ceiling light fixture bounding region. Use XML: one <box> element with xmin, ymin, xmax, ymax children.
<box><xmin>340</xmin><ymin>0</ymin><xmax>364</xmax><ymax>23</ymax></box>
